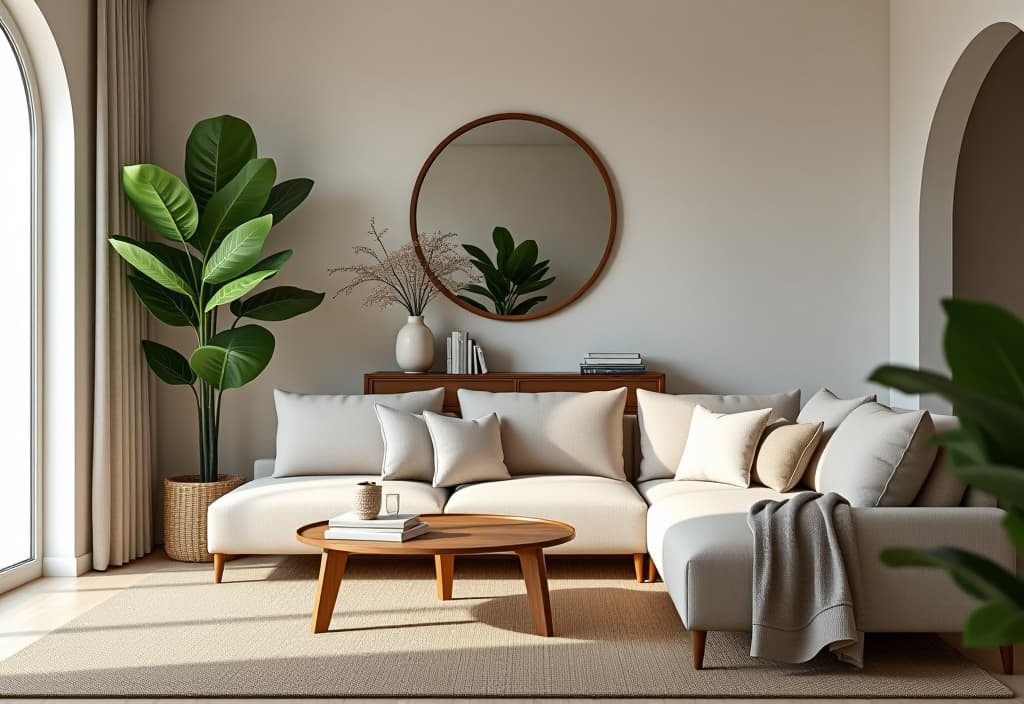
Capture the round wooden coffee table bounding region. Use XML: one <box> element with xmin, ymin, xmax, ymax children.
<box><xmin>296</xmin><ymin>513</ymin><xmax>575</xmax><ymax>636</ymax></box>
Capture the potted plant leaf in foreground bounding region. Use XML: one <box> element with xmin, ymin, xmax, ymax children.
<box><xmin>870</xmin><ymin>298</ymin><xmax>1024</xmax><ymax>648</ymax></box>
<box><xmin>111</xmin><ymin>114</ymin><xmax>324</xmax><ymax>561</ymax></box>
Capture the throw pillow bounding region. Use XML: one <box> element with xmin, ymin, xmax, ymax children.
<box><xmin>796</xmin><ymin>388</ymin><xmax>876</xmax><ymax>489</ymax></box>
<box><xmin>635</xmin><ymin>388</ymin><xmax>801</xmax><ymax>482</ymax></box>
<box><xmin>273</xmin><ymin>388</ymin><xmax>444</xmax><ymax>477</ymax></box>
<box><xmin>817</xmin><ymin>402</ymin><xmax>938</xmax><ymax>506</ymax></box>
<box><xmin>751</xmin><ymin>419</ymin><xmax>824</xmax><ymax>492</ymax></box>
<box><xmin>424</xmin><ymin>411</ymin><xmax>511</xmax><ymax>488</ymax></box>
<box><xmin>911</xmin><ymin>413</ymin><xmax>967</xmax><ymax>507</ymax></box>
<box><xmin>374</xmin><ymin>404</ymin><xmax>434</xmax><ymax>482</ymax></box>
<box><xmin>675</xmin><ymin>405</ymin><xmax>773</xmax><ymax>487</ymax></box>
<box><xmin>457</xmin><ymin>388</ymin><xmax>627</xmax><ymax>479</ymax></box>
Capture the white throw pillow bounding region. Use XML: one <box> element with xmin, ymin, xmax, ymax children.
<box><xmin>374</xmin><ymin>404</ymin><xmax>434</xmax><ymax>482</ymax></box>
<box><xmin>424</xmin><ymin>411</ymin><xmax>510</xmax><ymax>488</ymax></box>
<box><xmin>797</xmin><ymin>388</ymin><xmax>876</xmax><ymax>489</ymax></box>
<box><xmin>817</xmin><ymin>402</ymin><xmax>938</xmax><ymax>507</ymax></box>
<box><xmin>636</xmin><ymin>389</ymin><xmax>800</xmax><ymax>482</ymax></box>
<box><xmin>457</xmin><ymin>388</ymin><xmax>627</xmax><ymax>479</ymax></box>
<box><xmin>913</xmin><ymin>413</ymin><xmax>967</xmax><ymax>507</ymax></box>
<box><xmin>675</xmin><ymin>405</ymin><xmax>773</xmax><ymax>487</ymax></box>
<box><xmin>273</xmin><ymin>388</ymin><xmax>444</xmax><ymax>477</ymax></box>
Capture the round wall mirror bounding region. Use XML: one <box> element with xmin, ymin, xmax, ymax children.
<box><xmin>411</xmin><ymin>113</ymin><xmax>616</xmax><ymax>321</ymax></box>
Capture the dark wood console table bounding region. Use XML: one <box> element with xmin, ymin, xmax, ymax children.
<box><xmin>364</xmin><ymin>371</ymin><xmax>666</xmax><ymax>415</ymax></box>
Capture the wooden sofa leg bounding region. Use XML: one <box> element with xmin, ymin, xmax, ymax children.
<box><xmin>213</xmin><ymin>553</ymin><xmax>225</xmax><ymax>584</ymax></box>
<box><xmin>691</xmin><ymin>630</ymin><xmax>707</xmax><ymax>669</ymax></box>
<box><xmin>1001</xmin><ymin>645</ymin><xmax>1014</xmax><ymax>675</ymax></box>
<box><xmin>647</xmin><ymin>558</ymin><xmax>659</xmax><ymax>583</ymax></box>
<box><xmin>633</xmin><ymin>553</ymin><xmax>646</xmax><ymax>582</ymax></box>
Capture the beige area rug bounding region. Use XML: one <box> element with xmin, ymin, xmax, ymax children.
<box><xmin>0</xmin><ymin>555</ymin><xmax>1011</xmax><ymax>698</ymax></box>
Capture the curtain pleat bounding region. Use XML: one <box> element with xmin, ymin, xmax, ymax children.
<box><xmin>92</xmin><ymin>0</ymin><xmax>152</xmax><ymax>571</ymax></box>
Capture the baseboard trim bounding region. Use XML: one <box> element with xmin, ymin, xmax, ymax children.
<box><xmin>42</xmin><ymin>552</ymin><xmax>92</xmax><ymax>577</ymax></box>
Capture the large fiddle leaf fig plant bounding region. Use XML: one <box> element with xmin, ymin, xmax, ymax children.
<box><xmin>458</xmin><ymin>226</ymin><xmax>555</xmax><ymax>315</ymax></box>
<box><xmin>112</xmin><ymin>115</ymin><xmax>323</xmax><ymax>483</ymax></box>
<box><xmin>870</xmin><ymin>298</ymin><xmax>1024</xmax><ymax>647</ymax></box>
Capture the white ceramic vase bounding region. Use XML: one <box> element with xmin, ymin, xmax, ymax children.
<box><xmin>395</xmin><ymin>315</ymin><xmax>434</xmax><ymax>373</ymax></box>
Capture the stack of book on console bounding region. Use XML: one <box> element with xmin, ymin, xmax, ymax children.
<box><xmin>446</xmin><ymin>331</ymin><xmax>489</xmax><ymax>374</ymax></box>
<box><xmin>324</xmin><ymin>512</ymin><xmax>431</xmax><ymax>542</ymax></box>
<box><xmin>579</xmin><ymin>352</ymin><xmax>646</xmax><ymax>375</ymax></box>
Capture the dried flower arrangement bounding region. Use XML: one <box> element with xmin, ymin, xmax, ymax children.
<box><xmin>329</xmin><ymin>218</ymin><xmax>477</xmax><ymax>316</ymax></box>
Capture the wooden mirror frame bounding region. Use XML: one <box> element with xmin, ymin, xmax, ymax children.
<box><xmin>410</xmin><ymin>112</ymin><xmax>617</xmax><ymax>321</ymax></box>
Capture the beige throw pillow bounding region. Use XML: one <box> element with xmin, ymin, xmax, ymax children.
<box><xmin>817</xmin><ymin>403</ymin><xmax>938</xmax><ymax>507</ymax></box>
<box><xmin>424</xmin><ymin>411</ymin><xmax>510</xmax><ymax>488</ymax></box>
<box><xmin>796</xmin><ymin>388</ymin><xmax>876</xmax><ymax>489</ymax></box>
<box><xmin>374</xmin><ymin>404</ymin><xmax>434</xmax><ymax>482</ymax></box>
<box><xmin>636</xmin><ymin>388</ymin><xmax>801</xmax><ymax>482</ymax></box>
<box><xmin>675</xmin><ymin>405</ymin><xmax>772</xmax><ymax>487</ymax></box>
<box><xmin>751</xmin><ymin>419</ymin><xmax>824</xmax><ymax>492</ymax></box>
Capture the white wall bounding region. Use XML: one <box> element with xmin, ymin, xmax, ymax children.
<box><xmin>953</xmin><ymin>33</ymin><xmax>1024</xmax><ymax>318</ymax></box>
<box><xmin>148</xmin><ymin>0</ymin><xmax>890</xmax><ymax>482</ymax></box>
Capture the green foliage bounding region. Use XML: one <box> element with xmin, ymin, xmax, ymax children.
<box><xmin>870</xmin><ymin>298</ymin><xmax>1024</xmax><ymax>646</ymax></box>
<box><xmin>109</xmin><ymin>115</ymin><xmax>321</xmax><ymax>482</ymax></box>
<box><xmin>458</xmin><ymin>226</ymin><xmax>556</xmax><ymax>315</ymax></box>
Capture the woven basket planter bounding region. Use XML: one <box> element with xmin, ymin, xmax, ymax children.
<box><xmin>163</xmin><ymin>474</ymin><xmax>245</xmax><ymax>562</ymax></box>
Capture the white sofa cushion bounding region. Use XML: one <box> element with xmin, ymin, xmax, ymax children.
<box><xmin>273</xmin><ymin>388</ymin><xmax>444</xmax><ymax>477</ymax></box>
<box><xmin>207</xmin><ymin>475</ymin><xmax>449</xmax><ymax>554</ymax></box>
<box><xmin>457</xmin><ymin>388</ymin><xmax>627</xmax><ymax>480</ymax></box>
<box><xmin>751</xmin><ymin>419</ymin><xmax>824</xmax><ymax>492</ymax></box>
<box><xmin>375</xmin><ymin>405</ymin><xmax>434</xmax><ymax>482</ymax></box>
<box><xmin>914</xmin><ymin>413</ymin><xmax>968</xmax><ymax>507</ymax></box>
<box><xmin>817</xmin><ymin>403</ymin><xmax>938</xmax><ymax>507</ymax></box>
<box><xmin>675</xmin><ymin>406</ymin><xmax>772</xmax><ymax>487</ymax></box>
<box><xmin>636</xmin><ymin>478</ymin><xmax>741</xmax><ymax>504</ymax></box>
<box><xmin>444</xmin><ymin>475</ymin><xmax>647</xmax><ymax>554</ymax></box>
<box><xmin>424</xmin><ymin>411</ymin><xmax>510</xmax><ymax>488</ymax></box>
<box><xmin>797</xmin><ymin>388</ymin><xmax>876</xmax><ymax>489</ymax></box>
<box><xmin>635</xmin><ymin>389</ymin><xmax>800</xmax><ymax>482</ymax></box>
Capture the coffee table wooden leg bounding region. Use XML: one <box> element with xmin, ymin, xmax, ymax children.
<box><xmin>311</xmin><ymin>549</ymin><xmax>348</xmax><ymax>634</ymax></box>
<box><xmin>435</xmin><ymin>554</ymin><xmax>455</xmax><ymax>601</ymax></box>
<box><xmin>517</xmin><ymin>548</ymin><xmax>554</xmax><ymax>637</ymax></box>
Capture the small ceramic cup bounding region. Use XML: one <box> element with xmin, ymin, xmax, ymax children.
<box><xmin>353</xmin><ymin>481</ymin><xmax>382</xmax><ymax>520</ymax></box>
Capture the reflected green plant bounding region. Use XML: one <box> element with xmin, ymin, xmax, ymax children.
<box><xmin>458</xmin><ymin>226</ymin><xmax>555</xmax><ymax>316</ymax></box>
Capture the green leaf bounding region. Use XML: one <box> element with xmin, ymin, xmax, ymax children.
<box><xmin>185</xmin><ymin>115</ymin><xmax>257</xmax><ymax>210</ymax></box>
<box><xmin>193</xmin><ymin>158</ymin><xmax>276</xmax><ymax>253</ymax></box>
<box><xmin>261</xmin><ymin>178</ymin><xmax>313</xmax><ymax>225</ymax></box>
<box><xmin>462</xmin><ymin>243</ymin><xmax>495</xmax><ymax>269</ymax></box>
<box><xmin>880</xmin><ymin>546</ymin><xmax>1024</xmax><ymax>606</ymax></box>
<box><xmin>203</xmin><ymin>269</ymin><xmax>276</xmax><ymax>312</ymax></box>
<box><xmin>457</xmin><ymin>294</ymin><xmax>489</xmax><ymax>312</ymax></box>
<box><xmin>230</xmin><ymin>286</ymin><xmax>324</xmax><ymax>321</ymax></box>
<box><xmin>506</xmin><ymin>239</ymin><xmax>539</xmax><ymax>283</ymax></box>
<box><xmin>127</xmin><ymin>274</ymin><xmax>197</xmax><ymax>327</ymax></box>
<box><xmin>190</xmin><ymin>325</ymin><xmax>275</xmax><ymax>390</ymax></box>
<box><xmin>144</xmin><ymin>241</ymin><xmax>202</xmax><ymax>289</ymax></box>
<box><xmin>516</xmin><ymin>275</ymin><xmax>556</xmax><ymax>295</ymax></box>
<box><xmin>243</xmin><ymin>249</ymin><xmax>292</xmax><ymax>279</ymax></box>
<box><xmin>937</xmin><ymin>428</ymin><xmax>988</xmax><ymax>466</ymax></box>
<box><xmin>121</xmin><ymin>164</ymin><xmax>198</xmax><ymax>242</ymax></box>
<box><xmin>109</xmin><ymin>237</ymin><xmax>194</xmax><ymax>298</ymax></box>
<box><xmin>492</xmin><ymin>226</ymin><xmax>514</xmax><ymax>271</ymax></box>
<box><xmin>509</xmin><ymin>295</ymin><xmax>547</xmax><ymax>315</ymax></box>
<box><xmin>949</xmin><ymin>464</ymin><xmax>1024</xmax><ymax>509</ymax></box>
<box><xmin>944</xmin><ymin>299</ymin><xmax>1024</xmax><ymax>407</ymax></box>
<box><xmin>141</xmin><ymin>340</ymin><xmax>196</xmax><ymax>385</ymax></box>
<box><xmin>460</xmin><ymin>283</ymin><xmax>499</xmax><ymax>304</ymax></box>
<box><xmin>1003</xmin><ymin>509</ymin><xmax>1024</xmax><ymax>552</ymax></box>
<box><xmin>203</xmin><ymin>214</ymin><xmax>274</xmax><ymax>284</ymax></box>
<box><xmin>963</xmin><ymin>600</ymin><xmax>1024</xmax><ymax>647</ymax></box>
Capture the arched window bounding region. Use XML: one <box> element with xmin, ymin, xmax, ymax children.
<box><xmin>0</xmin><ymin>14</ymin><xmax>37</xmax><ymax>585</ymax></box>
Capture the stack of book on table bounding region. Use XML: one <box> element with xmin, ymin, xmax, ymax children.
<box><xmin>324</xmin><ymin>512</ymin><xmax>430</xmax><ymax>541</ymax></box>
<box><xmin>446</xmin><ymin>331</ymin><xmax>489</xmax><ymax>374</ymax></box>
<box><xmin>579</xmin><ymin>352</ymin><xmax>646</xmax><ymax>375</ymax></box>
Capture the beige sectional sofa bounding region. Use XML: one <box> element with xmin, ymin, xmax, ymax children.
<box><xmin>206</xmin><ymin>387</ymin><xmax>1015</xmax><ymax>671</ymax></box>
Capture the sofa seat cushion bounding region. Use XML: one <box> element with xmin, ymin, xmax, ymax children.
<box><xmin>636</xmin><ymin>478</ymin><xmax>743</xmax><ymax>504</ymax></box>
<box><xmin>443</xmin><ymin>475</ymin><xmax>647</xmax><ymax>554</ymax></box>
<box><xmin>207</xmin><ymin>475</ymin><xmax>449</xmax><ymax>554</ymax></box>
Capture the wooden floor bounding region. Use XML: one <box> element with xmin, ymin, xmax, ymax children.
<box><xmin>1</xmin><ymin>550</ymin><xmax>1023</xmax><ymax>703</ymax></box>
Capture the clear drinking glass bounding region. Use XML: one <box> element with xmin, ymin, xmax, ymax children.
<box><xmin>385</xmin><ymin>493</ymin><xmax>400</xmax><ymax>516</ymax></box>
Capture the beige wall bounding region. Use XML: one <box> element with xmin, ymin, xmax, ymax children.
<box><xmin>148</xmin><ymin>0</ymin><xmax>890</xmax><ymax>482</ymax></box>
<box><xmin>953</xmin><ymin>32</ymin><xmax>1024</xmax><ymax>317</ymax></box>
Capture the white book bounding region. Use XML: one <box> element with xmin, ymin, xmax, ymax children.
<box><xmin>446</xmin><ymin>336</ymin><xmax>451</xmax><ymax>373</ymax></box>
<box><xmin>582</xmin><ymin>357</ymin><xmax>645</xmax><ymax>365</ymax></box>
<box><xmin>586</xmin><ymin>352</ymin><xmax>641</xmax><ymax>359</ymax></box>
<box><xmin>328</xmin><ymin>511</ymin><xmax>421</xmax><ymax>530</ymax></box>
<box><xmin>324</xmin><ymin>522</ymin><xmax>430</xmax><ymax>542</ymax></box>
<box><xmin>476</xmin><ymin>346</ymin><xmax>489</xmax><ymax>374</ymax></box>
<box><xmin>457</xmin><ymin>332</ymin><xmax>465</xmax><ymax>374</ymax></box>
<box><xmin>451</xmin><ymin>332</ymin><xmax>460</xmax><ymax>373</ymax></box>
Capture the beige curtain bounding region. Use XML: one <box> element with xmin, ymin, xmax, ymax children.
<box><xmin>92</xmin><ymin>0</ymin><xmax>153</xmax><ymax>571</ymax></box>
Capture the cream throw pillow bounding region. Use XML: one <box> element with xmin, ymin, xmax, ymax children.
<box><xmin>374</xmin><ymin>404</ymin><xmax>434</xmax><ymax>482</ymax></box>
<box><xmin>817</xmin><ymin>403</ymin><xmax>938</xmax><ymax>507</ymax></box>
<box><xmin>751</xmin><ymin>419</ymin><xmax>824</xmax><ymax>492</ymax></box>
<box><xmin>424</xmin><ymin>411</ymin><xmax>510</xmax><ymax>488</ymax></box>
<box><xmin>797</xmin><ymin>388</ymin><xmax>876</xmax><ymax>489</ymax></box>
<box><xmin>675</xmin><ymin>405</ymin><xmax>772</xmax><ymax>487</ymax></box>
<box><xmin>273</xmin><ymin>388</ymin><xmax>444</xmax><ymax>477</ymax></box>
<box><xmin>636</xmin><ymin>389</ymin><xmax>800</xmax><ymax>482</ymax></box>
<box><xmin>457</xmin><ymin>388</ymin><xmax>627</xmax><ymax>479</ymax></box>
